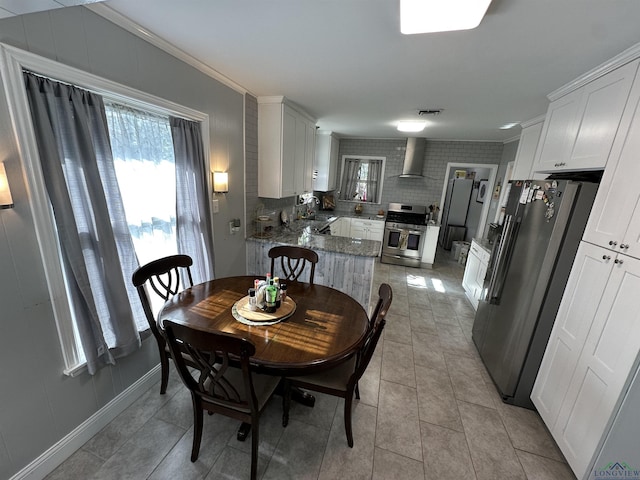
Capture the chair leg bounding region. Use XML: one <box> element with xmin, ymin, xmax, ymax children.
<box><xmin>159</xmin><ymin>350</ymin><xmax>170</xmax><ymax>395</ymax></box>
<box><xmin>282</xmin><ymin>379</ymin><xmax>291</xmax><ymax>427</ymax></box>
<box><xmin>190</xmin><ymin>397</ymin><xmax>204</xmax><ymax>462</ymax></box>
<box><xmin>250</xmin><ymin>418</ymin><xmax>259</xmax><ymax>480</ymax></box>
<box><xmin>344</xmin><ymin>391</ymin><xmax>354</xmax><ymax>448</ymax></box>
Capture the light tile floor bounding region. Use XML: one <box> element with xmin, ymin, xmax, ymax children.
<box><xmin>46</xmin><ymin>252</ymin><xmax>577</xmax><ymax>480</ymax></box>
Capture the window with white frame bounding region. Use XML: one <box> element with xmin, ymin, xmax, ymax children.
<box><xmin>0</xmin><ymin>44</ymin><xmax>211</xmax><ymax>375</ymax></box>
<box><xmin>338</xmin><ymin>155</ymin><xmax>385</xmax><ymax>204</ymax></box>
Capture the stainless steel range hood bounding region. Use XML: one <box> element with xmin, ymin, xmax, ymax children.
<box><xmin>400</xmin><ymin>137</ymin><xmax>426</xmax><ymax>178</ymax></box>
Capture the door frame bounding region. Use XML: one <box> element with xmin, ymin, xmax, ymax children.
<box><xmin>437</xmin><ymin>162</ymin><xmax>498</xmax><ymax>241</ymax></box>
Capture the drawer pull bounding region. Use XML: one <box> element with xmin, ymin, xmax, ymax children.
<box><xmin>615</xmin><ymin>259</ymin><xmax>624</xmax><ymax>265</ymax></box>
<box><xmin>602</xmin><ymin>255</ymin><xmax>611</xmax><ymax>261</ymax></box>
<box><xmin>620</xmin><ymin>244</ymin><xmax>629</xmax><ymax>250</ymax></box>
<box><xmin>554</xmin><ymin>162</ymin><xmax>567</xmax><ymax>167</ymax></box>
<box><xmin>609</xmin><ymin>241</ymin><xmax>618</xmax><ymax>247</ymax></box>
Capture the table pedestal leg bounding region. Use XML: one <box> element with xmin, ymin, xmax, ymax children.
<box><xmin>291</xmin><ymin>386</ymin><xmax>315</xmax><ymax>407</ymax></box>
<box><xmin>237</xmin><ymin>422</ymin><xmax>251</xmax><ymax>441</ymax></box>
<box><xmin>236</xmin><ymin>386</ymin><xmax>316</xmax><ymax>441</ymax></box>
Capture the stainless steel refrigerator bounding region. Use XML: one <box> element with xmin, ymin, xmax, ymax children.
<box><xmin>472</xmin><ymin>177</ymin><xmax>599</xmax><ymax>409</ymax></box>
<box><xmin>439</xmin><ymin>178</ymin><xmax>473</xmax><ymax>249</ymax></box>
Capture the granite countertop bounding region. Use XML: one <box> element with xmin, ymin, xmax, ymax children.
<box><xmin>472</xmin><ymin>237</ymin><xmax>493</xmax><ymax>254</ymax></box>
<box><xmin>247</xmin><ymin>218</ymin><xmax>381</xmax><ymax>257</ymax></box>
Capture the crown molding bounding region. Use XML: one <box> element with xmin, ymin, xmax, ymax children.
<box><xmin>548</xmin><ymin>42</ymin><xmax>640</xmax><ymax>101</ymax></box>
<box><xmin>86</xmin><ymin>4</ymin><xmax>249</xmax><ymax>96</ymax></box>
<box><xmin>520</xmin><ymin>114</ymin><xmax>546</xmax><ymax>128</ymax></box>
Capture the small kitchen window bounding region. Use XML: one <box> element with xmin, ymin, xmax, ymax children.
<box><xmin>338</xmin><ymin>155</ymin><xmax>385</xmax><ymax>204</ymax></box>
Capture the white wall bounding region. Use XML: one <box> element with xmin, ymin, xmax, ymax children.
<box><xmin>0</xmin><ymin>7</ymin><xmax>245</xmax><ymax>478</ymax></box>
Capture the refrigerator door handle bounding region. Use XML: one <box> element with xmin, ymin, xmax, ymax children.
<box><xmin>485</xmin><ymin>216</ymin><xmax>510</xmax><ymax>300</ymax></box>
<box><xmin>487</xmin><ymin>214</ymin><xmax>518</xmax><ymax>304</ymax></box>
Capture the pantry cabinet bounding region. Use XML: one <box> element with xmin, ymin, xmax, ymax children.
<box><xmin>532</xmin><ymin>241</ymin><xmax>640</xmax><ymax>479</ymax></box>
<box><xmin>313</xmin><ymin>132</ymin><xmax>339</xmax><ymax>192</ymax></box>
<box><xmin>258</xmin><ymin>96</ymin><xmax>316</xmax><ymax>198</ymax></box>
<box><xmin>533</xmin><ymin>59</ymin><xmax>639</xmax><ymax>173</ymax></box>
<box><xmin>583</xmin><ymin>69</ymin><xmax>640</xmax><ymax>260</ymax></box>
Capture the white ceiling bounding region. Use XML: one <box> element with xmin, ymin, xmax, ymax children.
<box><xmin>85</xmin><ymin>1</ymin><xmax>640</xmax><ymax>140</ymax></box>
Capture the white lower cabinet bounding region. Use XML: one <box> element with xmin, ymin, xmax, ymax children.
<box><xmin>461</xmin><ymin>240</ymin><xmax>489</xmax><ymax>310</ymax></box>
<box><xmin>421</xmin><ymin>225</ymin><xmax>440</xmax><ymax>266</ymax></box>
<box><xmin>532</xmin><ymin>240</ymin><xmax>640</xmax><ymax>479</ymax></box>
<box><xmin>329</xmin><ymin>217</ymin><xmax>350</xmax><ymax>237</ymax></box>
<box><xmin>349</xmin><ymin>218</ymin><xmax>384</xmax><ymax>242</ymax></box>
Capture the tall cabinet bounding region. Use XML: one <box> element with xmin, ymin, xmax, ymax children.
<box><xmin>258</xmin><ymin>96</ymin><xmax>316</xmax><ymax>198</ymax></box>
<box><xmin>531</xmin><ymin>45</ymin><xmax>640</xmax><ymax>480</ymax></box>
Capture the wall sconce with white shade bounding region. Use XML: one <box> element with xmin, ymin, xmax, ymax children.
<box><xmin>213</xmin><ymin>171</ymin><xmax>229</xmax><ymax>193</ymax></box>
<box><xmin>0</xmin><ymin>162</ymin><xmax>14</xmax><ymax>209</ymax></box>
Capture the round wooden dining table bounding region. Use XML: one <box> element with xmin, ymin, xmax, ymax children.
<box><xmin>158</xmin><ymin>275</ymin><xmax>370</xmax><ymax>377</ymax></box>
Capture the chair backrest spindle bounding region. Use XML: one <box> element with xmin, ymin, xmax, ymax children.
<box><xmin>268</xmin><ymin>246</ymin><xmax>319</xmax><ymax>284</ymax></box>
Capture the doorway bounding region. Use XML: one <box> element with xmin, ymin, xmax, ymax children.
<box><xmin>437</xmin><ymin>162</ymin><xmax>498</xmax><ymax>246</ymax></box>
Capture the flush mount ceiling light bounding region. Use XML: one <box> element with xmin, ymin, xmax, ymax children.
<box><xmin>397</xmin><ymin>120</ymin><xmax>428</xmax><ymax>132</ymax></box>
<box><xmin>499</xmin><ymin>122</ymin><xmax>520</xmax><ymax>130</ymax></box>
<box><xmin>400</xmin><ymin>0</ymin><xmax>493</xmax><ymax>34</ymax></box>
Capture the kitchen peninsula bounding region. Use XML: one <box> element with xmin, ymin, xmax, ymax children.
<box><xmin>246</xmin><ymin>218</ymin><xmax>380</xmax><ymax>308</ymax></box>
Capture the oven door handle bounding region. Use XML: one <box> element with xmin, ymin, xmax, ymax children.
<box><xmin>384</xmin><ymin>227</ymin><xmax>427</xmax><ymax>235</ymax></box>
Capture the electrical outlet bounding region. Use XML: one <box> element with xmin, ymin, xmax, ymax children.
<box><xmin>212</xmin><ymin>199</ymin><xmax>219</xmax><ymax>213</ymax></box>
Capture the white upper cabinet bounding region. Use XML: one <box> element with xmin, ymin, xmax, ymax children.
<box><xmin>584</xmin><ymin>65</ymin><xmax>640</xmax><ymax>259</ymax></box>
<box><xmin>258</xmin><ymin>96</ymin><xmax>316</xmax><ymax>199</ymax></box>
<box><xmin>313</xmin><ymin>132</ymin><xmax>339</xmax><ymax>192</ymax></box>
<box><xmin>511</xmin><ymin>116</ymin><xmax>544</xmax><ymax>180</ymax></box>
<box><xmin>533</xmin><ymin>59</ymin><xmax>639</xmax><ymax>173</ymax></box>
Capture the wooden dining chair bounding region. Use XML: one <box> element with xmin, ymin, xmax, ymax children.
<box><xmin>132</xmin><ymin>254</ymin><xmax>195</xmax><ymax>394</ymax></box>
<box><xmin>369</xmin><ymin>283</ymin><xmax>393</xmax><ymax>328</ymax></box>
<box><xmin>163</xmin><ymin>320</ymin><xmax>280</xmax><ymax>480</ymax></box>
<box><xmin>268</xmin><ymin>245</ymin><xmax>319</xmax><ymax>284</ymax></box>
<box><xmin>282</xmin><ymin>283</ymin><xmax>393</xmax><ymax>447</ymax></box>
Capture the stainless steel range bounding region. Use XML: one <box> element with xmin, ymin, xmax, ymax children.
<box><xmin>381</xmin><ymin>203</ymin><xmax>427</xmax><ymax>268</ymax></box>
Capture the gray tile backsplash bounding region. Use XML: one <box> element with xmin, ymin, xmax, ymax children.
<box><xmin>247</xmin><ymin>122</ymin><xmax>505</xmax><ymax>222</ymax></box>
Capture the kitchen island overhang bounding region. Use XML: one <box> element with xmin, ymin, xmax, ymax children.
<box><xmin>246</xmin><ymin>224</ymin><xmax>380</xmax><ymax>309</ymax></box>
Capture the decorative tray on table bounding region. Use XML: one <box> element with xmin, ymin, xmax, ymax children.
<box><xmin>232</xmin><ymin>296</ymin><xmax>296</xmax><ymax>326</ymax></box>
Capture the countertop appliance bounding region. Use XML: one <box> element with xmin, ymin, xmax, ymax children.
<box><xmin>472</xmin><ymin>176</ymin><xmax>600</xmax><ymax>409</ymax></box>
<box><xmin>439</xmin><ymin>178</ymin><xmax>474</xmax><ymax>250</ymax></box>
<box><xmin>381</xmin><ymin>203</ymin><xmax>427</xmax><ymax>268</ymax></box>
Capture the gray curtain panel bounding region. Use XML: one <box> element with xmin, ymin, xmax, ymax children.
<box><xmin>366</xmin><ymin>158</ymin><xmax>383</xmax><ymax>203</ymax></box>
<box><xmin>24</xmin><ymin>72</ymin><xmax>143</xmax><ymax>374</ymax></box>
<box><xmin>170</xmin><ymin>117</ymin><xmax>215</xmax><ymax>282</ymax></box>
<box><xmin>339</xmin><ymin>157</ymin><xmax>361</xmax><ymax>201</ymax></box>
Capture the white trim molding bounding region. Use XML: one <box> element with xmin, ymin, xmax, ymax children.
<box><xmin>548</xmin><ymin>42</ymin><xmax>640</xmax><ymax>101</ymax></box>
<box><xmin>86</xmin><ymin>3</ymin><xmax>249</xmax><ymax>96</ymax></box>
<box><xmin>9</xmin><ymin>366</ymin><xmax>160</xmax><ymax>480</ymax></box>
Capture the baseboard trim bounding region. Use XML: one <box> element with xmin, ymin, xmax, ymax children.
<box><xmin>10</xmin><ymin>365</ymin><xmax>161</xmax><ymax>480</ymax></box>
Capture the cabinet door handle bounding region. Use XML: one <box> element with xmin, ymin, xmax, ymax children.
<box><xmin>602</xmin><ymin>255</ymin><xmax>611</xmax><ymax>261</ymax></box>
<box><xmin>615</xmin><ymin>258</ymin><xmax>624</xmax><ymax>265</ymax></box>
<box><xmin>609</xmin><ymin>240</ymin><xmax>618</xmax><ymax>247</ymax></box>
<box><xmin>620</xmin><ymin>244</ymin><xmax>629</xmax><ymax>250</ymax></box>
<box><xmin>554</xmin><ymin>162</ymin><xmax>567</xmax><ymax>167</ymax></box>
